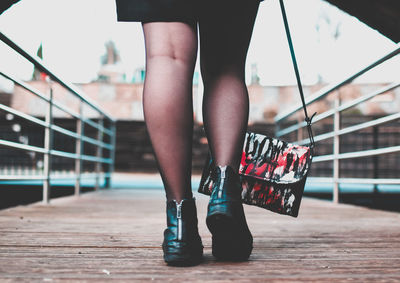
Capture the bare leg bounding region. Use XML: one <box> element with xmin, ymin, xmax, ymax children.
<box><xmin>199</xmin><ymin>0</ymin><xmax>260</xmax><ymax>172</ymax></box>
<box><xmin>142</xmin><ymin>21</ymin><xmax>197</xmax><ymax>202</ymax></box>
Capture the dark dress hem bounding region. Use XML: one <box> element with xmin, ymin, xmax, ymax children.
<box><xmin>116</xmin><ymin>0</ymin><xmax>262</xmax><ymax>23</ymax></box>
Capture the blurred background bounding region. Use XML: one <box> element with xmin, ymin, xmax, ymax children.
<box><xmin>0</xmin><ymin>0</ymin><xmax>399</xmax><ymax>210</ymax></box>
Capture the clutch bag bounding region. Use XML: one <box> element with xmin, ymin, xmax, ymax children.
<box><xmin>198</xmin><ymin>132</ymin><xmax>313</xmax><ymax>217</ymax></box>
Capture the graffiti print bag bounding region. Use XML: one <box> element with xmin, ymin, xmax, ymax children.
<box><xmin>198</xmin><ymin>132</ymin><xmax>314</xmax><ymax>217</ymax></box>
<box><xmin>198</xmin><ymin>0</ymin><xmax>315</xmax><ymax>217</ymax></box>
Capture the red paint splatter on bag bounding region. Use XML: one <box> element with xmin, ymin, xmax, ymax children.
<box><xmin>252</xmin><ymin>181</ymin><xmax>262</xmax><ymax>192</ymax></box>
<box><xmin>255</xmin><ymin>163</ymin><xmax>267</xmax><ymax>177</ymax></box>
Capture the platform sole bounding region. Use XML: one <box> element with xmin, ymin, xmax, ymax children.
<box><xmin>163</xmin><ymin>247</ymin><xmax>203</xmax><ymax>266</ymax></box>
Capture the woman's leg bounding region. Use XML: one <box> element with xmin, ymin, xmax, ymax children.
<box><xmin>199</xmin><ymin>0</ymin><xmax>260</xmax><ymax>261</ymax></box>
<box><xmin>142</xmin><ymin>21</ymin><xmax>197</xmax><ymax>202</ymax></box>
<box><xmin>199</xmin><ymin>0</ymin><xmax>260</xmax><ymax>172</ymax></box>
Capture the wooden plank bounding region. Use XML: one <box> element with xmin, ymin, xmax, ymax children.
<box><xmin>0</xmin><ymin>189</ymin><xmax>399</xmax><ymax>282</ymax></box>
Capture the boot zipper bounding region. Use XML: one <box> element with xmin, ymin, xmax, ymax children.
<box><xmin>176</xmin><ymin>201</ymin><xmax>183</xmax><ymax>241</ymax></box>
<box><xmin>218</xmin><ymin>166</ymin><xmax>227</xmax><ymax>198</ymax></box>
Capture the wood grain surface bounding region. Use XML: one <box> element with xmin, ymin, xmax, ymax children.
<box><xmin>0</xmin><ymin>188</ymin><xmax>399</xmax><ymax>282</ymax></box>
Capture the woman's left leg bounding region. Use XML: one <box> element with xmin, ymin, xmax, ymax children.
<box><xmin>142</xmin><ymin>21</ymin><xmax>198</xmax><ymax>202</ymax></box>
<box><xmin>142</xmin><ymin>21</ymin><xmax>203</xmax><ymax>266</ymax></box>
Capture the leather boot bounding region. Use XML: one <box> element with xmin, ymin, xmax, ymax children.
<box><xmin>206</xmin><ymin>165</ymin><xmax>253</xmax><ymax>261</ymax></box>
<box><xmin>162</xmin><ymin>198</ymin><xmax>203</xmax><ymax>266</ymax></box>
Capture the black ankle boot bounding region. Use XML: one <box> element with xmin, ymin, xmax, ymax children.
<box><xmin>206</xmin><ymin>165</ymin><xmax>253</xmax><ymax>261</ymax></box>
<box><xmin>162</xmin><ymin>198</ymin><xmax>203</xmax><ymax>266</ymax></box>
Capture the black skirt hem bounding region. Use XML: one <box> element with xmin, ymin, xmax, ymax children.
<box><xmin>116</xmin><ymin>0</ymin><xmax>197</xmax><ymax>23</ymax></box>
<box><xmin>116</xmin><ymin>0</ymin><xmax>263</xmax><ymax>23</ymax></box>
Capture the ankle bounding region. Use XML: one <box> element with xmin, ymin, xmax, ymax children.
<box><xmin>166</xmin><ymin>193</ymin><xmax>193</xmax><ymax>203</ymax></box>
<box><xmin>214</xmin><ymin>163</ymin><xmax>239</xmax><ymax>173</ymax></box>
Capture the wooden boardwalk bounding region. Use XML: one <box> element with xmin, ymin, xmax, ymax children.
<box><xmin>0</xmin><ymin>188</ymin><xmax>400</xmax><ymax>282</ymax></box>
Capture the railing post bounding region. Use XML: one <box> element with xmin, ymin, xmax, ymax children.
<box><xmin>333</xmin><ymin>92</ymin><xmax>340</xmax><ymax>203</ymax></box>
<box><xmin>105</xmin><ymin>121</ymin><xmax>116</xmax><ymax>189</ymax></box>
<box><xmin>75</xmin><ymin>101</ymin><xmax>84</xmax><ymax>196</ymax></box>
<box><xmin>95</xmin><ymin>117</ymin><xmax>104</xmax><ymax>190</ymax></box>
<box><xmin>43</xmin><ymin>83</ymin><xmax>53</xmax><ymax>203</ymax></box>
<box><xmin>372</xmin><ymin>124</ymin><xmax>379</xmax><ymax>193</ymax></box>
<box><xmin>275</xmin><ymin>123</ymin><xmax>281</xmax><ymax>139</ymax></box>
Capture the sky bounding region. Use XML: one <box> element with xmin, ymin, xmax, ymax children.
<box><xmin>0</xmin><ymin>0</ymin><xmax>399</xmax><ymax>91</ymax></box>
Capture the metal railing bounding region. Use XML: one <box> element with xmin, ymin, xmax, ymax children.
<box><xmin>0</xmin><ymin>32</ymin><xmax>116</xmax><ymax>203</ymax></box>
<box><xmin>275</xmin><ymin>44</ymin><xmax>400</xmax><ymax>203</ymax></box>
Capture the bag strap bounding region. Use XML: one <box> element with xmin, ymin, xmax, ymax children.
<box><xmin>279</xmin><ymin>0</ymin><xmax>315</xmax><ymax>148</ymax></box>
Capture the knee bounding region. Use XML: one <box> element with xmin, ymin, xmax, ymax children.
<box><xmin>200</xmin><ymin>62</ymin><xmax>245</xmax><ymax>86</ymax></box>
<box><xmin>146</xmin><ymin>46</ymin><xmax>197</xmax><ymax>70</ymax></box>
<box><xmin>200</xmin><ymin>49</ymin><xmax>246</xmax><ymax>80</ymax></box>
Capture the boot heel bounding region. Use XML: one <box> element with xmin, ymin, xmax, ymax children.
<box><xmin>163</xmin><ymin>198</ymin><xmax>203</xmax><ymax>266</ymax></box>
<box><xmin>207</xmin><ymin>212</ymin><xmax>253</xmax><ymax>261</ymax></box>
<box><xmin>207</xmin><ymin>165</ymin><xmax>253</xmax><ymax>261</ymax></box>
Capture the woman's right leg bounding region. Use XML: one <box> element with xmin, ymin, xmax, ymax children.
<box><xmin>199</xmin><ymin>0</ymin><xmax>260</xmax><ymax>172</ymax></box>
<box><xmin>198</xmin><ymin>0</ymin><xmax>260</xmax><ymax>261</ymax></box>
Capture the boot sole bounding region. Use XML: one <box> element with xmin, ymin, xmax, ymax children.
<box><xmin>164</xmin><ymin>254</ymin><xmax>203</xmax><ymax>266</ymax></box>
<box><xmin>163</xmin><ymin>247</ymin><xmax>203</xmax><ymax>266</ymax></box>
<box><xmin>206</xmin><ymin>213</ymin><xmax>253</xmax><ymax>261</ymax></box>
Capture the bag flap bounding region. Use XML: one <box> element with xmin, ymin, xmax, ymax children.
<box><xmin>239</xmin><ymin>132</ymin><xmax>312</xmax><ymax>184</ymax></box>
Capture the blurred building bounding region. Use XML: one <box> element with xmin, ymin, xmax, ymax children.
<box><xmin>9</xmin><ymin>79</ymin><xmax>400</xmax><ymax>123</ymax></box>
<box><xmin>96</xmin><ymin>41</ymin><xmax>126</xmax><ymax>83</ymax></box>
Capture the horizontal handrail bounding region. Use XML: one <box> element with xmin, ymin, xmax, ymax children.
<box><xmin>313</xmin><ymin>145</ymin><xmax>400</xmax><ymax>162</ymax></box>
<box><xmin>0</xmin><ymin>31</ymin><xmax>115</xmax><ymax>122</ymax></box>
<box><xmin>308</xmin><ymin>177</ymin><xmax>400</xmax><ymax>185</ymax></box>
<box><xmin>0</xmin><ymin>139</ymin><xmax>112</xmax><ymax>163</ymax></box>
<box><xmin>52</xmin><ymin>124</ymin><xmax>113</xmax><ymax>150</ymax></box>
<box><xmin>0</xmin><ymin>138</ymin><xmax>47</xmax><ymax>154</ymax></box>
<box><xmin>0</xmin><ymin>71</ymin><xmax>114</xmax><ymax>137</ymax></box>
<box><xmin>0</xmin><ymin>175</ymin><xmax>47</xmax><ymax>180</ymax></box>
<box><xmin>274</xmin><ymin>45</ymin><xmax>400</xmax><ymax>123</ymax></box>
<box><xmin>297</xmin><ymin>111</ymin><xmax>400</xmax><ymax>145</ymax></box>
<box><xmin>0</xmin><ymin>172</ymin><xmax>112</xmax><ymax>180</ymax></box>
<box><xmin>277</xmin><ymin>82</ymin><xmax>400</xmax><ymax>137</ymax></box>
<box><xmin>0</xmin><ymin>102</ymin><xmax>47</xmax><ymax>127</ymax></box>
<box><xmin>0</xmin><ymin>103</ymin><xmax>113</xmax><ymax>150</ymax></box>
